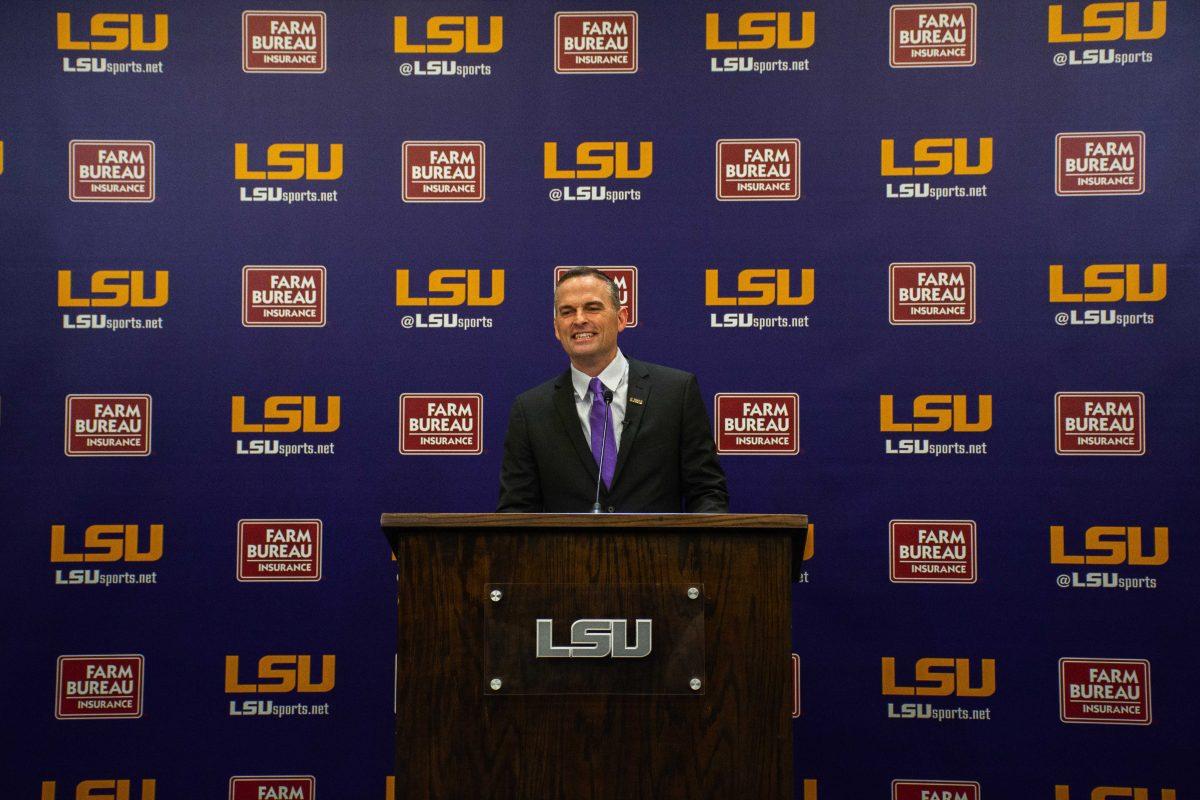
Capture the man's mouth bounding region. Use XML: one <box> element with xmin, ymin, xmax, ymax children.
<box><xmin>572</xmin><ymin>332</ymin><xmax>596</xmax><ymax>341</ymax></box>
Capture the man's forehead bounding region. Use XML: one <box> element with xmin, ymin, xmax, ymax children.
<box><xmin>555</xmin><ymin>276</ymin><xmax>610</xmax><ymax>304</ymax></box>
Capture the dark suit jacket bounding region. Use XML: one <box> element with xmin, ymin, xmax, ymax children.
<box><xmin>497</xmin><ymin>358</ymin><xmax>729</xmax><ymax>513</ymax></box>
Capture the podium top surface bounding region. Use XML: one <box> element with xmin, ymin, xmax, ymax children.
<box><xmin>380</xmin><ymin>512</ymin><xmax>807</xmax><ymax>530</ymax></box>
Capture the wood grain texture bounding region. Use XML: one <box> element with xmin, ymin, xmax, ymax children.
<box><xmin>391</xmin><ymin>520</ymin><xmax>793</xmax><ymax>799</ymax></box>
<box><xmin>382</xmin><ymin>511</ymin><xmax>807</xmax><ymax>529</ymax></box>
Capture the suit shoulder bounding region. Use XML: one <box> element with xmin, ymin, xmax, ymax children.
<box><xmin>631</xmin><ymin>359</ymin><xmax>696</xmax><ymax>387</ymax></box>
<box><xmin>513</xmin><ymin>373</ymin><xmax>567</xmax><ymax>407</ymax></box>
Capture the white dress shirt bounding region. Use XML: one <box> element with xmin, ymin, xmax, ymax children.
<box><xmin>570</xmin><ymin>349</ymin><xmax>629</xmax><ymax>450</ymax></box>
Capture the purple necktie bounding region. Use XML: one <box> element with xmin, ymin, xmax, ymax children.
<box><xmin>588</xmin><ymin>377</ymin><xmax>617</xmax><ymax>490</ymax></box>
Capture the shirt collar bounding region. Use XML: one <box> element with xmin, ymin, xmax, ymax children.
<box><xmin>570</xmin><ymin>349</ymin><xmax>628</xmax><ymax>400</ymax></box>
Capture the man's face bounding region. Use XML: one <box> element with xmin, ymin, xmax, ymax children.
<box><xmin>553</xmin><ymin>275</ymin><xmax>628</xmax><ymax>371</ymax></box>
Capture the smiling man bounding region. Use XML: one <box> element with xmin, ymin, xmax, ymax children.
<box><xmin>497</xmin><ymin>267</ymin><xmax>728</xmax><ymax>513</ymax></box>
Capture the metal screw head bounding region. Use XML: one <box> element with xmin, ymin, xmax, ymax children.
<box><xmin>490</xmin><ymin>589</ymin><xmax>503</xmax><ymax>602</ymax></box>
<box><xmin>489</xmin><ymin>678</ymin><xmax>503</xmax><ymax>691</ymax></box>
<box><xmin>689</xmin><ymin>678</ymin><xmax>702</xmax><ymax>691</ymax></box>
<box><xmin>687</xmin><ymin>587</ymin><xmax>700</xmax><ymax>600</ymax></box>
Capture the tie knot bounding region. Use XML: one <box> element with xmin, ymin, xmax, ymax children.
<box><xmin>589</xmin><ymin>377</ymin><xmax>607</xmax><ymax>399</ymax></box>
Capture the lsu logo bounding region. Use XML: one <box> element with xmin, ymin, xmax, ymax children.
<box><xmin>544</xmin><ymin>141</ymin><xmax>653</xmax><ymax>179</ymax></box>
<box><xmin>1051</xmin><ymin>525</ymin><xmax>1168</xmax><ymax>565</ymax></box>
<box><xmin>70</xmin><ymin>140</ymin><xmax>154</xmax><ymax>203</ymax></box>
<box><xmin>1055</xmin><ymin>787</ymin><xmax>1174</xmax><ymax>799</ymax></box>
<box><xmin>880</xmin><ymin>395</ymin><xmax>992</xmax><ymax>432</ymax></box>
<box><xmin>893</xmin><ymin>780</ymin><xmax>980</xmax><ymax>800</ymax></box>
<box><xmin>1059</xmin><ymin>657</ymin><xmax>1151</xmax><ymax>724</ymax></box>
<box><xmin>242</xmin><ymin>266</ymin><xmax>326</xmax><ymax>327</ymax></box>
<box><xmin>40</xmin><ymin>779</ymin><xmax>156</xmax><ymax>799</ymax></box>
<box><xmin>881</xmin><ymin>138</ymin><xmax>992</xmax><ymax>176</ymax></box>
<box><xmin>402</xmin><ymin>141</ymin><xmax>485</xmax><ymax>202</ymax></box>
<box><xmin>705</xmin><ymin>11</ymin><xmax>815</xmax><ymax>50</ymax></box>
<box><xmin>1055</xmin><ymin>392</ymin><xmax>1144</xmax><ymax>455</ymax></box>
<box><xmin>57</xmin><ymin>13</ymin><xmax>168</xmax><ymax>51</ymax></box>
<box><xmin>882</xmin><ymin>657</ymin><xmax>996</xmax><ymax>697</ymax></box>
<box><xmin>1049</xmin><ymin>262</ymin><xmax>1165</xmax><ymax>302</ymax></box>
<box><xmin>65</xmin><ymin>394</ymin><xmax>151</xmax><ymax>456</ymax></box>
<box><xmin>1056</xmin><ymin>132</ymin><xmax>1145</xmax><ymax>195</ymax></box>
<box><xmin>242</xmin><ymin>11</ymin><xmax>326</xmax><ymax>73</ymax></box>
<box><xmin>395</xmin><ymin>269</ymin><xmax>504</xmax><ymax>306</ymax></box>
<box><xmin>394</xmin><ymin>15</ymin><xmax>503</xmax><ymax>53</ymax></box>
<box><xmin>713</xmin><ymin>393</ymin><xmax>800</xmax><ymax>455</ymax></box>
<box><xmin>52</xmin><ymin>524</ymin><xmax>163</xmax><ymax>563</ymax></box>
<box><xmin>890</xmin><ymin>4</ymin><xmax>977</xmax><ymax>68</ymax></box>
<box><xmin>234</xmin><ymin>143</ymin><xmax>342</xmax><ymax>181</ymax></box>
<box><xmin>231</xmin><ymin>396</ymin><xmax>341</xmax><ymax>433</ymax></box>
<box><xmin>555</xmin><ymin>12</ymin><xmax>638</xmax><ymax>74</ymax></box>
<box><xmin>399</xmin><ymin>393</ymin><xmax>483</xmax><ymax>455</ymax></box>
<box><xmin>238</xmin><ymin>520</ymin><xmax>322</xmax><ymax>582</ymax></box>
<box><xmin>705</xmin><ymin>268</ymin><xmax>814</xmax><ymax>306</ymax></box>
<box><xmin>58</xmin><ymin>270</ymin><xmax>168</xmax><ymax>308</ymax></box>
<box><xmin>555</xmin><ymin>266</ymin><xmax>639</xmax><ymax>327</ymax></box>
<box><xmin>229</xmin><ymin>776</ymin><xmax>315</xmax><ymax>800</ymax></box>
<box><xmin>716</xmin><ymin>138</ymin><xmax>800</xmax><ymax>201</ymax></box>
<box><xmin>225</xmin><ymin>655</ymin><xmax>336</xmax><ymax>693</ymax></box>
<box><xmin>56</xmin><ymin>654</ymin><xmax>144</xmax><ymax>719</ymax></box>
<box><xmin>1</xmin><ymin>140</ymin><xmax>5</xmax><ymax>174</ymax></box>
<box><xmin>1049</xmin><ymin>2</ymin><xmax>1166</xmax><ymax>42</ymax></box>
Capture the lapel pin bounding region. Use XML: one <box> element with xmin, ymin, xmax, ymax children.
<box><xmin>629</xmin><ymin>396</ymin><xmax>644</xmax><ymax>405</ymax></box>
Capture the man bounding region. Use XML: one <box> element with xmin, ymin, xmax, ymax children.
<box><xmin>497</xmin><ymin>267</ymin><xmax>728</xmax><ymax>513</ymax></box>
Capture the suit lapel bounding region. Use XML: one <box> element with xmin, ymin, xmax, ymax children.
<box><xmin>611</xmin><ymin>359</ymin><xmax>651</xmax><ymax>487</ymax></box>
<box><xmin>553</xmin><ymin>370</ymin><xmax>599</xmax><ymax>483</ymax></box>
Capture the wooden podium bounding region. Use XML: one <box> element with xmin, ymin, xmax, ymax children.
<box><xmin>381</xmin><ymin>512</ymin><xmax>807</xmax><ymax>800</ymax></box>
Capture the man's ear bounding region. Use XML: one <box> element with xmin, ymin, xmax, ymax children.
<box><xmin>616</xmin><ymin>304</ymin><xmax>629</xmax><ymax>332</ymax></box>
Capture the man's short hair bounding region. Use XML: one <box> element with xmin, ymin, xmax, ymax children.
<box><xmin>554</xmin><ymin>267</ymin><xmax>621</xmax><ymax>312</ymax></box>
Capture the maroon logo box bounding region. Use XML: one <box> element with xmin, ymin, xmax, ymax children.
<box><xmin>713</xmin><ymin>393</ymin><xmax>800</xmax><ymax>455</ymax></box>
<box><xmin>230</xmin><ymin>777</ymin><xmax>316</xmax><ymax>800</ymax></box>
<box><xmin>890</xmin><ymin>520</ymin><xmax>977</xmax><ymax>583</ymax></box>
<box><xmin>715</xmin><ymin>139</ymin><xmax>800</xmax><ymax>201</ymax></box>
<box><xmin>1059</xmin><ymin>658</ymin><xmax>1151</xmax><ymax>725</ymax></box>
<box><xmin>399</xmin><ymin>393</ymin><xmax>483</xmax><ymax>454</ymax></box>
<box><xmin>69</xmin><ymin>140</ymin><xmax>155</xmax><ymax>202</ymax></box>
<box><xmin>554</xmin><ymin>12</ymin><xmax>638</xmax><ymax>74</ymax></box>
<box><xmin>65</xmin><ymin>394</ymin><xmax>152</xmax><ymax>456</ymax></box>
<box><xmin>402</xmin><ymin>141</ymin><xmax>485</xmax><ymax>202</ymax></box>
<box><xmin>890</xmin><ymin>4</ymin><xmax>977</xmax><ymax>68</ymax></box>
<box><xmin>554</xmin><ymin>265</ymin><xmax>639</xmax><ymax>327</ymax></box>
<box><xmin>890</xmin><ymin>262</ymin><xmax>976</xmax><ymax>325</ymax></box>
<box><xmin>1055</xmin><ymin>392</ymin><xmax>1145</xmax><ymax>455</ymax></box>
<box><xmin>242</xmin><ymin>266</ymin><xmax>326</xmax><ymax>327</ymax></box>
<box><xmin>242</xmin><ymin>11</ymin><xmax>326</xmax><ymax>73</ymax></box>
<box><xmin>893</xmin><ymin>780</ymin><xmax>981</xmax><ymax>800</ymax></box>
<box><xmin>237</xmin><ymin>519</ymin><xmax>323</xmax><ymax>582</ymax></box>
<box><xmin>56</xmin><ymin>655</ymin><xmax>144</xmax><ymax>719</ymax></box>
<box><xmin>1056</xmin><ymin>132</ymin><xmax>1145</xmax><ymax>196</ymax></box>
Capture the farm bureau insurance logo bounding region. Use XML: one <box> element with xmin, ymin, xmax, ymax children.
<box><xmin>713</xmin><ymin>393</ymin><xmax>799</xmax><ymax>455</ymax></box>
<box><xmin>225</xmin><ymin>654</ymin><xmax>334</xmax><ymax>718</ymax></box>
<box><xmin>235</xmin><ymin>142</ymin><xmax>343</xmax><ymax>204</ymax></box>
<box><xmin>1055</xmin><ymin>392</ymin><xmax>1144</xmax><ymax>455</ymax></box>
<box><xmin>555</xmin><ymin>12</ymin><xmax>637</xmax><ymax>73</ymax></box>
<box><xmin>232</xmin><ymin>395</ymin><xmax>340</xmax><ymax>457</ymax></box>
<box><xmin>70</xmin><ymin>140</ymin><xmax>154</xmax><ymax>202</ymax></box>
<box><xmin>705</xmin><ymin>10</ymin><xmax>814</xmax><ymax>75</ymax></box>
<box><xmin>883</xmin><ymin>136</ymin><xmax>991</xmax><ymax>200</ymax></box>
<box><xmin>1055</xmin><ymin>132</ymin><xmax>1144</xmax><ymax>195</ymax></box>
<box><xmin>402</xmin><ymin>141</ymin><xmax>485</xmax><ymax>202</ymax></box>
<box><xmin>399</xmin><ymin>394</ymin><xmax>483</xmax><ymax>455</ymax></box>
<box><xmin>1050</xmin><ymin>260</ymin><xmax>1163</xmax><ymax>330</ymax></box>
<box><xmin>59</xmin><ymin>269</ymin><xmax>168</xmax><ymax>332</ymax></box>
<box><xmin>890</xmin><ymin>520</ymin><xmax>977</xmax><ymax>583</ymax></box>
<box><xmin>52</xmin><ymin>523</ymin><xmax>163</xmax><ymax>588</ymax></box>
<box><xmin>555</xmin><ymin>266</ymin><xmax>639</xmax><ymax>327</ymax></box>
<box><xmin>65</xmin><ymin>394</ymin><xmax>151</xmax><ymax>456</ymax></box>
<box><xmin>890</xmin><ymin>263</ymin><xmax>975</xmax><ymax>324</ymax></box>
<box><xmin>881</xmin><ymin>393</ymin><xmax>991</xmax><ymax>456</ymax></box>
<box><xmin>706</xmin><ymin>267</ymin><xmax>814</xmax><ymax>330</ymax></box>
<box><xmin>1059</xmin><ymin>658</ymin><xmax>1151</xmax><ymax>724</ymax></box>
<box><xmin>57</xmin><ymin>12</ymin><xmax>167</xmax><ymax>75</ymax></box>
<box><xmin>242</xmin><ymin>11</ymin><xmax>325</xmax><ymax>73</ymax></box>
<box><xmin>883</xmin><ymin>657</ymin><xmax>995</xmax><ymax>721</ymax></box>
<box><xmin>544</xmin><ymin>140</ymin><xmax>651</xmax><ymax>203</ymax></box>
<box><xmin>893</xmin><ymin>781</ymin><xmax>980</xmax><ymax>800</ymax></box>
<box><xmin>395</xmin><ymin>14</ymin><xmax>501</xmax><ymax>78</ymax></box>
<box><xmin>238</xmin><ymin>520</ymin><xmax>322</xmax><ymax>582</ymax></box>
<box><xmin>242</xmin><ymin>266</ymin><xmax>325</xmax><ymax>327</ymax></box>
<box><xmin>56</xmin><ymin>654</ymin><xmax>144</xmax><ymax>719</ymax></box>
<box><xmin>230</xmin><ymin>777</ymin><xmax>316</xmax><ymax>800</ymax></box>
<box><xmin>1052</xmin><ymin>524</ymin><xmax>1166</xmax><ymax>591</ymax></box>
<box><xmin>395</xmin><ymin>268</ymin><xmax>502</xmax><ymax>331</ymax></box>
<box><xmin>1049</xmin><ymin>1</ymin><xmax>1165</xmax><ymax>68</ymax></box>
<box><xmin>716</xmin><ymin>138</ymin><xmax>800</xmax><ymax>200</ymax></box>
<box><xmin>890</xmin><ymin>4</ymin><xmax>976</xmax><ymax>67</ymax></box>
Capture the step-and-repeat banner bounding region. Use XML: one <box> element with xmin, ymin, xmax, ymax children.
<box><xmin>2</xmin><ymin>1</ymin><xmax>1195</xmax><ymax>797</ymax></box>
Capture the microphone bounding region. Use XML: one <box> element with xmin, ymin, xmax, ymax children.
<box><xmin>592</xmin><ymin>389</ymin><xmax>614</xmax><ymax>513</ymax></box>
